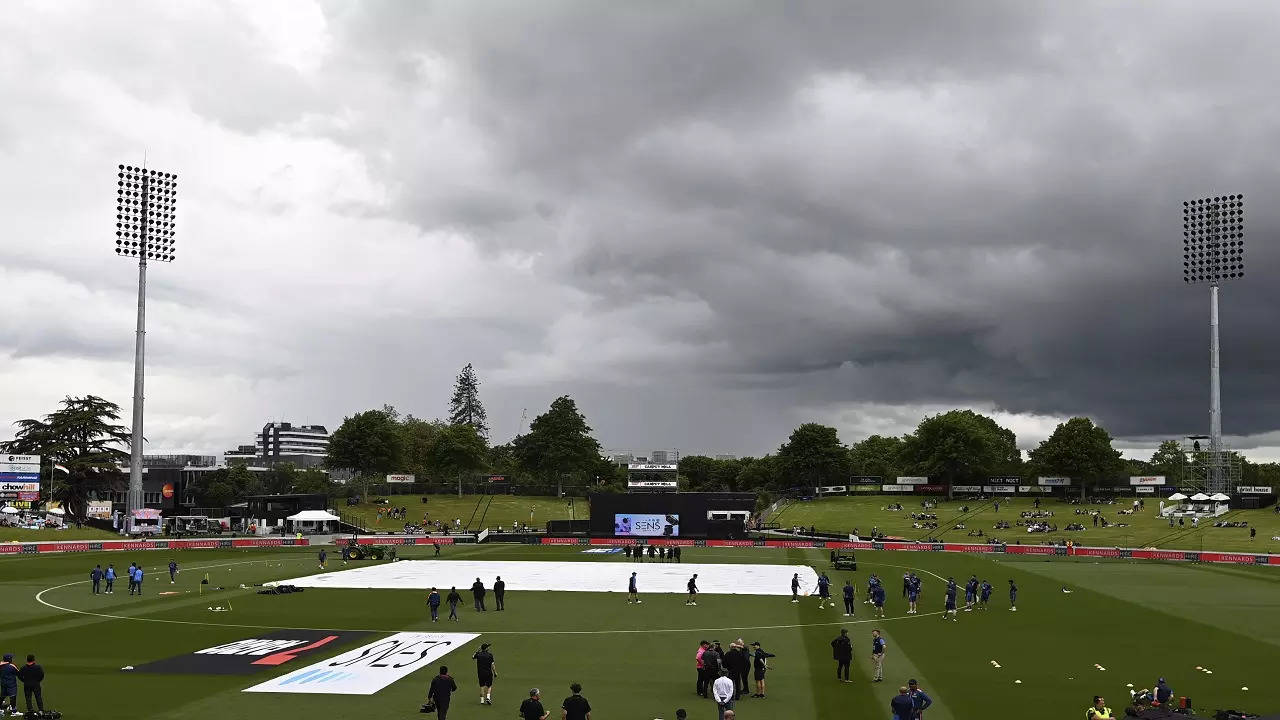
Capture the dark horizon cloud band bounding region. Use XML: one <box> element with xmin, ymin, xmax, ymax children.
<box><xmin>1</xmin><ymin>1</ymin><xmax>1278</xmax><ymax>459</ymax></box>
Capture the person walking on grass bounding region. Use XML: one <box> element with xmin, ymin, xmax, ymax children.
<box><xmin>870</xmin><ymin>630</ymin><xmax>886</xmax><ymax>682</ymax></box>
<box><xmin>872</xmin><ymin>580</ymin><xmax>887</xmax><ymax>618</ymax></box>
<box><xmin>472</xmin><ymin>642</ymin><xmax>496</xmax><ymax>705</ymax></box>
<box><xmin>471</xmin><ymin>577</ymin><xmax>487</xmax><ymax>611</ymax></box>
<box><xmin>979</xmin><ymin>579</ymin><xmax>993</xmax><ymax>610</ymax></box>
<box><xmin>132</xmin><ymin>565</ymin><xmax>144</xmax><ymax>595</ymax></box>
<box><xmin>843</xmin><ymin>579</ymin><xmax>856</xmax><ymax>616</ymax></box>
<box><xmin>562</xmin><ymin>682</ymin><xmax>592</xmax><ymax>720</ymax></box>
<box><xmin>686</xmin><ymin>574</ymin><xmax>699</xmax><ymax>606</ymax></box>
<box><xmin>428</xmin><ymin>588</ymin><xmax>441</xmax><ymax>622</ymax></box>
<box><xmin>791</xmin><ymin>573</ymin><xmax>801</xmax><ymax>603</ymax></box>
<box><xmin>628</xmin><ymin>572</ymin><xmax>641</xmax><ymax>604</ymax></box>
<box><xmin>426</xmin><ymin>665</ymin><xmax>456</xmax><ymax>720</ymax></box>
<box><xmin>519</xmin><ymin>688</ymin><xmax>548</xmax><ymax>720</ymax></box>
<box><xmin>105</xmin><ymin>563</ymin><xmax>116</xmax><ymax>594</ymax></box>
<box><xmin>831</xmin><ymin>629</ymin><xmax>853</xmax><ymax>682</ymax></box>
<box><xmin>447</xmin><ymin>587</ymin><xmax>462</xmax><ymax>621</ymax></box>
<box><xmin>494</xmin><ymin>576</ymin><xmax>506</xmax><ymax>611</ymax></box>
<box><xmin>1008</xmin><ymin>579</ymin><xmax>1018</xmax><ymax>612</ymax></box>
<box><xmin>318</xmin><ymin>548</ymin><xmax>327</xmax><ymax>570</ymax></box>
<box><xmin>127</xmin><ymin>562</ymin><xmax>137</xmax><ymax>594</ymax></box>
<box><xmin>169</xmin><ymin>559</ymin><xmax>179</xmax><ymax>584</ymax></box>
<box><xmin>90</xmin><ymin>564</ymin><xmax>103</xmax><ymax>594</ymax></box>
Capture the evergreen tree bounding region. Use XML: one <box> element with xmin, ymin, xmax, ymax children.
<box><xmin>448</xmin><ymin>363</ymin><xmax>489</xmax><ymax>438</ymax></box>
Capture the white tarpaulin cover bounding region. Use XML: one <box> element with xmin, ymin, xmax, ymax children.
<box><xmin>275</xmin><ymin>560</ymin><xmax>819</xmax><ymax>596</ymax></box>
<box><xmin>286</xmin><ymin>510</ymin><xmax>341</xmax><ymax>522</ymax></box>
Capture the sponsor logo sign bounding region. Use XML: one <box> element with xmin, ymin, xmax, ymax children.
<box><xmin>982</xmin><ymin>485</ymin><xmax>1017</xmax><ymax>494</ymax></box>
<box><xmin>541</xmin><ymin>537</ymin><xmax>585</xmax><ymax>545</ymax></box>
<box><xmin>1200</xmin><ymin>552</ymin><xmax>1258</xmax><ymax>565</ymax></box>
<box><xmin>580</xmin><ymin>547</ymin><xmax>623</xmax><ymax>554</ymax></box>
<box><xmin>917</xmin><ymin>484</ymin><xmax>947</xmax><ymax>492</ymax></box>
<box><xmin>385</xmin><ymin>474</ymin><xmax>415</xmax><ymax>484</ymax></box>
<box><xmin>849</xmin><ymin>484</ymin><xmax>881</xmax><ymax>492</ymax></box>
<box><xmin>1130</xmin><ymin>476</ymin><xmax>1165</xmax><ymax>486</ymax></box>
<box><xmin>0</xmin><ymin>465</ymin><xmax>41</xmax><ymax>474</ymax></box>
<box><xmin>1018</xmin><ymin>486</ymin><xmax>1050</xmax><ymax>493</ymax></box>
<box><xmin>895</xmin><ymin>476</ymin><xmax>928</xmax><ymax>485</ymax></box>
<box><xmin>162</xmin><ymin>483</ymin><xmax>175</xmax><ymax>499</ymax></box>
<box><xmin>817</xmin><ymin>485</ymin><xmax>847</xmax><ymax>494</ymax></box>
<box><xmin>1038</xmin><ymin>476</ymin><xmax>1072</xmax><ymax>486</ymax></box>
<box><xmin>627</xmin><ymin>463</ymin><xmax>678</xmax><ymax>471</ymax></box>
<box><xmin>1135</xmin><ymin>486</ymin><xmax>1155</xmax><ymax>494</ymax></box>
<box><xmin>137</xmin><ymin>631</ymin><xmax>367</xmax><ymax>675</ymax></box>
<box><xmin>849</xmin><ymin>476</ymin><xmax>882</xmax><ymax>483</ymax></box>
<box><xmin>0</xmin><ymin>479</ymin><xmax>41</xmax><ymax>490</ymax></box>
<box><xmin>987</xmin><ymin>476</ymin><xmax>1021</xmax><ymax>485</ymax></box>
<box><xmin>244</xmin><ymin>632</ymin><xmax>477</xmax><ymax>695</ymax></box>
<box><xmin>4</xmin><ymin>455</ymin><xmax>40</xmax><ymax>464</ymax></box>
<box><xmin>881</xmin><ymin>484</ymin><xmax>913</xmax><ymax>492</ymax></box>
<box><xmin>952</xmin><ymin>485</ymin><xmax>983</xmax><ymax>493</ymax></box>
<box><xmin>87</xmin><ymin>501</ymin><xmax>112</xmax><ymax>519</ymax></box>
<box><xmin>614</xmin><ymin>513</ymin><xmax>679</xmax><ymax>537</ymax></box>
<box><xmin>1237</xmin><ymin>486</ymin><xmax>1273</xmax><ymax>494</ymax></box>
<box><xmin>627</xmin><ymin>480</ymin><xmax>678</xmax><ymax>488</ymax></box>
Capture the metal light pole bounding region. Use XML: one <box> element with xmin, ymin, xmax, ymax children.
<box><xmin>115</xmin><ymin>165</ymin><xmax>178</xmax><ymax>514</ymax></box>
<box><xmin>1182</xmin><ymin>194</ymin><xmax>1244</xmax><ymax>493</ymax></box>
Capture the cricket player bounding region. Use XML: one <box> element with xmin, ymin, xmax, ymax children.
<box><xmin>964</xmin><ymin>575</ymin><xmax>978</xmax><ymax>611</ymax></box>
<box><xmin>628</xmin><ymin>572</ymin><xmax>641</xmax><ymax>604</ymax></box>
<box><xmin>979</xmin><ymin>579</ymin><xmax>993</xmax><ymax>610</ymax></box>
<box><xmin>816</xmin><ymin>573</ymin><xmax>832</xmax><ymax>609</ymax></box>
<box><xmin>169</xmin><ymin>559</ymin><xmax>179</xmax><ymax>584</ymax></box>
<box><xmin>906</xmin><ymin>575</ymin><xmax>920</xmax><ymax>615</ymax></box>
<box><xmin>1008</xmin><ymin>579</ymin><xmax>1018</xmax><ymax>611</ymax></box>
<box><xmin>942</xmin><ymin>578</ymin><xmax>957</xmax><ymax>621</ymax></box>
<box><xmin>791</xmin><ymin>573</ymin><xmax>801</xmax><ymax>603</ymax></box>
<box><xmin>686</xmin><ymin>574</ymin><xmax>699</xmax><ymax>606</ymax></box>
<box><xmin>842</xmin><ymin>580</ymin><xmax>856</xmax><ymax>616</ymax></box>
<box><xmin>871</xmin><ymin>581</ymin><xmax>886</xmax><ymax>618</ymax></box>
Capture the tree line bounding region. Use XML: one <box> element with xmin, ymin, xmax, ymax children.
<box><xmin>6</xmin><ymin>375</ymin><xmax>1280</xmax><ymax>516</ymax></box>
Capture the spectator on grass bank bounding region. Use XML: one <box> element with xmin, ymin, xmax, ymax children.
<box><xmin>519</xmin><ymin>687</ymin><xmax>548</xmax><ymax>720</ymax></box>
<box><xmin>1086</xmin><ymin>695</ymin><xmax>1114</xmax><ymax>719</ymax></box>
<box><xmin>562</xmin><ymin>682</ymin><xmax>591</xmax><ymax>720</ymax></box>
<box><xmin>427</xmin><ymin>665</ymin><xmax>457</xmax><ymax>720</ymax></box>
<box><xmin>1155</xmin><ymin>678</ymin><xmax>1172</xmax><ymax>705</ymax></box>
<box><xmin>17</xmin><ymin>654</ymin><xmax>43</xmax><ymax>716</ymax></box>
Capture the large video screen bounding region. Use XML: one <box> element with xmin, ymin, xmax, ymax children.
<box><xmin>614</xmin><ymin>513</ymin><xmax>679</xmax><ymax>537</ymax></box>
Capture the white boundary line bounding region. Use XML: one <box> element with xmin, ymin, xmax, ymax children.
<box><xmin>35</xmin><ymin>559</ymin><xmax>951</xmax><ymax>636</ymax></box>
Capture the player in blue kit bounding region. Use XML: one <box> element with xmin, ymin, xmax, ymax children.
<box><xmin>979</xmin><ymin>579</ymin><xmax>993</xmax><ymax>610</ymax></box>
<box><xmin>1008</xmin><ymin>579</ymin><xmax>1018</xmax><ymax>611</ymax></box>
<box><xmin>816</xmin><ymin>573</ymin><xmax>832</xmax><ymax>609</ymax></box>
<box><xmin>871</xmin><ymin>582</ymin><xmax>886</xmax><ymax>618</ymax></box>
<box><xmin>942</xmin><ymin>578</ymin><xmax>958</xmax><ymax>622</ymax></box>
<box><xmin>964</xmin><ymin>575</ymin><xmax>978</xmax><ymax>611</ymax></box>
<box><xmin>842</xmin><ymin>580</ymin><xmax>856</xmax><ymax>616</ymax></box>
<box><xmin>906</xmin><ymin>575</ymin><xmax>920</xmax><ymax>614</ymax></box>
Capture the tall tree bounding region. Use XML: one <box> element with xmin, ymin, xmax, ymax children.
<box><xmin>848</xmin><ymin>435</ymin><xmax>905</xmax><ymax>479</ymax></box>
<box><xmin>1027</xmin><ymin>417</ymin><xmax>1124</xmax><ymax>484</ymax></box>
<box><xmin>0</xmin><ymin>395</ymin><xmax>130</xmax><ymax>519</ymax></box>
<box><xmin>736</xmin><ymin>455</ymin><xmax>783</xmax><ymax>492</ymax></box>
<box><xmin>899</xmin><ymin>410</ymin><xmax>1020</xmax><ymax>484</ymax></box>
<box><xmin>399</xmin><ymin>417</ymin><xmax>442</xmax><ymax>480</ymax></box>
<box><xmin>426</xmin><ymin>423</ymin><xmax>489</xmax><ymax>483</ymax></box>
<box><xmin>677</xmin><ymin>455</ymin><xmax>719</xmax><ymax>490</ymax></box>
<box><xmin>325</xmin><ymin>408</ymin><xmax>404</xmax><ymax>501</ymax></box>
<box><xmin>448</xmin><ymin>364</ymin><xmax>490</xmax><ymax>438</ymax></box>
<box><xmin>512</xmin><ymin>396</ymin><xmax>601</xmax><ymax>488</ymax></box>
<box><xmin>777</xmin><ymin>423</ymin><xmax>849</xmax><ymax>487</ymax></box>
<box><xmin>1149</xmin><ymin>440</ymin><xmax>1185</xmax><ymax>479</ymax></box>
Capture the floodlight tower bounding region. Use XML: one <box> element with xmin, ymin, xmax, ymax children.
<box><xmin>1182</xmin><ymin>194</ymin><xmax>1244</xmax><ymax>494</ymax></box>
<box><xmin>115</xmin><ymin>165</ymin><xmax>178</xmax><ymax>514</ymax></box>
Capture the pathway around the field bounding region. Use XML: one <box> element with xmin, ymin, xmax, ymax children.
<box><xmin>34</xmin><ymin>558</ymin><xmax>948</xmax><ymax>635</ymax></box>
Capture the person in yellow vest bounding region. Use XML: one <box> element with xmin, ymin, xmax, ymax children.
<box><xmin>1086</xmin><ymin>695</ymin><xmax>1113</xmax><ymax>719</ymax></box>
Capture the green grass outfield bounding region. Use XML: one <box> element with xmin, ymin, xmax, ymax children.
<box><xmin>346</xmin><ymin>494</ymin><xmax>584</xmax><ymax>531</ymax></box>
<box><xmin>8</xmin><ymin>544</ymin><xmax>1279</xmax><ymax>719</ymax></box>
<box><xmin>0</xmin><ymin>526</ymin><xmax>119</xmax><ymax>542</ymax></box>
<box><xmin>773</xmin><ymin>495</ymin><xmax>1280</xmax><ymax>553</ymax></box>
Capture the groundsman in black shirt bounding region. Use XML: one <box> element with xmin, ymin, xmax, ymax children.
<box><xmin>519</xmin><ymin>687</ymin><xmax>549</xmax><ymax>720</ymax></box>
<box><xmin>562</xmin><ymin>682</ymin><xmax>592</xmax><ymax>720</ymax></box>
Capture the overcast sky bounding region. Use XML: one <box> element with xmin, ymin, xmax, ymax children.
<box><xmin>3</xmin><ymin>1</ymin><xmax>1278</xmax><ymax>462</ymax></box>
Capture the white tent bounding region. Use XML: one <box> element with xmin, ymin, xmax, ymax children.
<box><xmin>1209</xmin><ymin>492</ymin><xmax>1231</xmax><ymax>501</ymax></box>
<box><xmin>1167</xmin><ymin>492</ymin><xmax>1188</xmax><ymax>501</ymax></box>
<box><xmin>286</xmin><ymin>510</ymin><xmax>340</xmax><ymax>533</ymax></box>
<box><xmin>1190</xmin><ymin>493</ymin><xmax>1211</xmax><ymax>501</ymax></box>
<box><xmin>0</xmin><ymin>507</ymin><xmax>17</xmax><ymax>515</ymax></box>
<box><xmin>286</xmin><ymin>510</ymin><xmax>341</xmax><ymax>522</ymax></box>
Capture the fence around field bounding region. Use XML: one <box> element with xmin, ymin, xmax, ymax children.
<box><xmin>0</xmin><ymin>537</ymin><xmax>310</xmax><ymax>555</ymax></box>
<box><xmin>538</xmin><ymin>536</ymin><xmax>1280</xmax><ymax>567</ymax></box>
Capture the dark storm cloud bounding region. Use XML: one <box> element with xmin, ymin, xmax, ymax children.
<box><xmin>318</xmin><ymin>0</ymin><xmax>1280</xmax><ymax>442</ymax></box>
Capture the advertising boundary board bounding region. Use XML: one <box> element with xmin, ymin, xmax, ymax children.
<box><xmin>0</xmin><ymin>538</ymin><xmax>309</xmax><ymax>555</ymax></box>
<box><xmin>333</xmin><ymin>536</ymin><xmax>465</xmax><ymax>547</ymax></box>
<box><xmin>539</xmin><ymin>537</ymin><xmax>1280</xmax><ymax>567</ymax></box>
